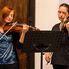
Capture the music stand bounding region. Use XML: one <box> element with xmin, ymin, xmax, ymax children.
<box><xmin>21</xmin><ymin>31</ymin><xmax>64</xmax><ymax>69</ymax></box>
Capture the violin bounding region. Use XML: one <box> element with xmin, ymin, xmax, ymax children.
<box><xmin>0</xmin><ymin>21</ymin><xmax>40</xmax><ymax>40</ymax></box>
<box><xmin>60</xmin><ymin>16</ymin><xmax>69</xmax><ymax>31</ymax></box>
<box><xmin>3</xmin><ymin>21</ymin><xmax>40</xmax><ymax>33</ymax></box>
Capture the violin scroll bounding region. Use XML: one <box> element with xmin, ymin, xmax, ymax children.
<box><xmin>32</xmin><ymin>27</ymin><xmax>40</xmax><ymax>31</ymax></box>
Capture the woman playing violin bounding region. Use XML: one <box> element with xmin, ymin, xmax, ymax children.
<box><xmin>45</xmin><ymin>3</ymin><xmax>69</xmax><ymax>69</ymax></box>
<box><xmin>0</xmin><ymin>6</ymin><xmax>29</xmax><ymax>69</ymax></box>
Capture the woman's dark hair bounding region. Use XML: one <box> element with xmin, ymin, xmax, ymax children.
<box><xmin>59</xmin><ymin>3</ymin><xmax>69</xmax><ymax>13</ymax></box>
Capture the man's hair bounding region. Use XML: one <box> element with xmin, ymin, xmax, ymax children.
<box><xmin>59</xmin><ymin>3</ymin><xmax>69</xmax><ymax>13</ymax></box>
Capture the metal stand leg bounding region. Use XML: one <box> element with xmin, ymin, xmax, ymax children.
<box><xmin>41</xmin><ymin>48</ymin><xmax>45</xmax><ymax>69</ymax></box>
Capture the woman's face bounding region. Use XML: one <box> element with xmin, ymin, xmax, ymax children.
<box><xmin>58</xmin><ymin>6</ymin><xmax>69</xmax><ymax>22</ymax></box>
<box><xmin>4</xmin><ymin>10</ymin><xmax>14</xmax><ymax>23</ymax></box>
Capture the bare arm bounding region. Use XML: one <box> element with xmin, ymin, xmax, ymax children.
<box><xmin>19</xmin><ymin>24</ymin><xmax>29</xmax><ymax>43</ymax></box>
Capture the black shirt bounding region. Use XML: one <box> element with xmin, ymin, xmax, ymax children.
<box><xmin>51</xmin><ymin>23</ymin><xmax>69</xmax><ymax>66</ymax></box>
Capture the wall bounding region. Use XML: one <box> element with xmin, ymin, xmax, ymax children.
<box><xmin>35</xmin><ymin>0</ymin><xmax>60</xmax><ymax>69</ymax></box>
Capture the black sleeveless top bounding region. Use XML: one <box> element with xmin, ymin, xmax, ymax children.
<box><xmin>51</xmin><ymin>23</ymin><xmax>69</xmax><ymax>66</ymax></box>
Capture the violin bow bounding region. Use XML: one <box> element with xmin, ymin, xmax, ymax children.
<box><xmin>0</xmin><ymin>21</ymin><xmax>17</xmax><ymax>40</ymax></box>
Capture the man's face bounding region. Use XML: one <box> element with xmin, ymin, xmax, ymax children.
<box><xmin>58</xmin><ymin>6</ymin><xmax>69</xmax><ymax>22</ymax></box>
